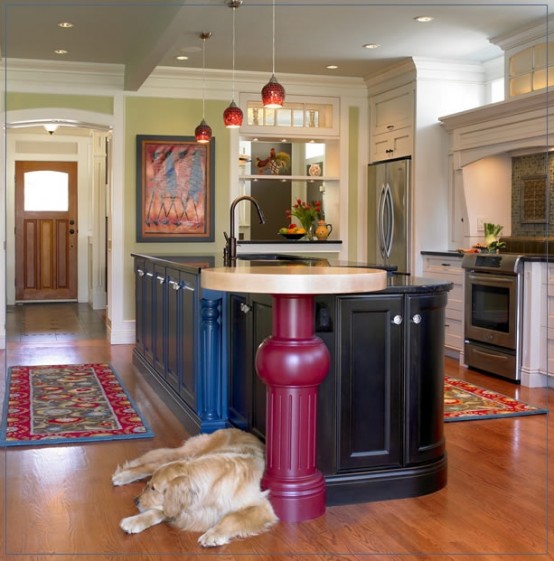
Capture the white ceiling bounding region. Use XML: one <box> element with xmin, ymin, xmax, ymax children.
<box><xmin>1</xmin><ymin>1</ymin><xmax>552</xmax><ymax>91</ymax></box>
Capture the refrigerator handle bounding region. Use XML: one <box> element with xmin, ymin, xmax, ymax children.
<box><xmin>379</xmin><ymin>183</ymin><xmax>394</xmax><ymax>258</ymax></box>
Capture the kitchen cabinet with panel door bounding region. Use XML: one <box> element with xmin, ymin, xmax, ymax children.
<box><xmin>227</xmin><ymin>276</ymin><xmax>450</xmax><ymax>505</ymax></box>
<box><xmin>422</xmin><ymin>253</ymin><xmax>464</xmax><ymax>360</ymax></box>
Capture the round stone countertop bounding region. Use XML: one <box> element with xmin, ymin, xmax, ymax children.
<box><xmin>201</xmin><ymin>264</ymin><xmax>388</xmax><ymax>295</ymax></box>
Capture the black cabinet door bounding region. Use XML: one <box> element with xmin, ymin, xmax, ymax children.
<box><xmin>134</xmin><ymin>258</ymin><xmax>146</xmax><ymax>353</ymax></box>
<box><xmin>153</xmin><ymin>264</ymin><xmax>166</xmax><ymax>378</ymax></box>
<box><xmin>249</xmin><ymin>294</ymin><xmax>273</xmax><ymax>441</ymax></box>
<box><xmin>337</xmin><ymin>295</ymin><xmax>404</xmax><ymax>470</ymax></box>
<box><xmin>166</xmin><ymin>267</ymin><xmax>197</xmax><ymax>406</ymax></box>
<box><xmin>228</xmin><ymin>293</ymin><xmax>252</xmax><ymax>430</ymax></box>
<box><xmin>141</xmin><ymin>261</ymin><xmax>155</xmax><ymax>363</ymax></box>
<box><xmin>404</xmin><ymin>292</ymin><xmax>447</xmax><ymax>465</ymax></box>
<box><xmin>227</xmin><ymin>293</ymin><xmax>272</xmax><ymax>441</ymax></box>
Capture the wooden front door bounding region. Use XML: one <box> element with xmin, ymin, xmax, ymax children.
<box><xmin>15</xmin><ymin>161</ymin><xmax>78</xmax><ymax>301</ymax></box>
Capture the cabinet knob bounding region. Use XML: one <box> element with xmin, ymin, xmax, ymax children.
<box><xmin>137</xmin><ymin>269</ymin><xmax>145</xmax><ymax>277</ymax></box>
<box><xmin>240</xmin><ymin>302</ymin><xmax>252</xmax><ymax>314</ymax></box>
<box><xmin>411</xmin><ymin>314</ymin><xmax>422</xmax><ymax>324</ymax></box>
<box><xmin>392</xmin><ymin>314</ymin><xmax>403</xmax><ymax>325</ymax></box>
<box><xmin>387</xmin><ymin>124</ymin><xmax>395</xmax><ymax>131</ymax></box>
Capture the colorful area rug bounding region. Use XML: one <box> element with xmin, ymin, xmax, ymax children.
<box><xmin>444</xmin><ymin>375</ymin><xmax>548</xmax><ymax>422</ymax></box>
<box><xmin>1</xmin><ymin>363</ymin><xmax>154</xmax><ymax>446</ymax></box>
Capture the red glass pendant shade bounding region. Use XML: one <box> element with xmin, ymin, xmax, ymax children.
<box><xmin>261</xmin><ymin>74</ymin><xmax>285</xmax><ymax>108</ymax></box>
<box><xmin>223</xmin><ymin>100</ymin><xmax>243</xmax><ymax>128</ymax></box>
<box><xmin>195</xmin><ymin>119</ymin><xmax>212</xmax><ymax>144</ymax></box>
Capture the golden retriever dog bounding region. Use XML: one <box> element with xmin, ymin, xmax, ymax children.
<box><xmin>112</xmin><ymin>428</ymin><xmax>278</xmax><ymax>547</ymax></box>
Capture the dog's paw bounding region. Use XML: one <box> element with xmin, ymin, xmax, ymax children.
<box><xmin>198</xmin><ymin>529</ymin><xmax>230</xmax><ymax>548</ymax></box>
<box><xmin>120</xmin><ymin>514</ymin><xmax>149</xmax><ymax>534</ymax></box>
<box><xmin>112</xmin><ymin>467</ymin><xmax>131</xmax><ymax>486</ymax></box>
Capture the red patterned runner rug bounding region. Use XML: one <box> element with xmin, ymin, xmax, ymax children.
<box><xmin>1</xmin><ymin>363</ymin><xmax>154</xmax><ymax>446</ymax></box>
<box><xmin>444</xmin><ymin>375</ymin><xmax>548</xmax><ymax>422</ymax></box>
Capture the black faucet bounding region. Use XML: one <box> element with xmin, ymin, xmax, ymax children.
<box><xmin>224</xmin><ymin>195</ymin><xmax>266</xmax><ymax>265</ymax></box>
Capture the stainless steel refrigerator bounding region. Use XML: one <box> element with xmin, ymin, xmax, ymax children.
<box><xmin>367</xmin><ymin>157</ymin><xmax>411</xmax><ymax>274</ymax></box>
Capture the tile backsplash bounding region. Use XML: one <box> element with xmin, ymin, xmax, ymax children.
<box><xmin>511</xmin><ymin>152</ymin><xmax>553</xmax><ymax>236</ymax></box>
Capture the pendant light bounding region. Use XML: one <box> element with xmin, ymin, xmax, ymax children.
<box><xmin>223</xmin><ymin>0</ymin><xmax>244</xmax><ymax>128</ymax></box>
<box><xmin>261</xmin><ymin>0</ymin><xmax>285</xmax><ymax>109</ymax></box>
<box><xmin>195</xmin><ymin>32</ymin><xmax>212</xmax><ymax>144</ymax></box>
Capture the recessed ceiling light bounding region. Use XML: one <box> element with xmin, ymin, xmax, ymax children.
<box><xmin>326</xmin><ymin>65</ymin><xmax>338</xmax><ymax>70</ymax></box>
<box><xmin>54</xmin><ymin>49</ymin><xmax>68</xmax><ymax>55</ymax></box>
<box><xmin>176</xmin><ymin>55</ymin><xmax>189</xmax><ymax>61</ymax></box>
<box><xmin>363</xmin><ymin>43</ymin><xmax>380</xmax><ymax>50</ymax></box>
<box><xmin>414</xmin><ymin>16</ymin><xmax>434</xmax><ymax>23</ymax></box>
<box><xmin>58</xmin><ymin>21</ymin><xmax>74</xmax><ymax>28</ymax></box>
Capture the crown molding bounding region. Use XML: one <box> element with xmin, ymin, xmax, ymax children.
<box><xmin>3</xmin><ymin>58</ymin><xmax>368</xmax><ymax>101</ymax></box>
<box><xmin>491</xmin><ymin>14</ymin><xmax>554</xmax><ymax>52</ymax></box>
<box><xmin>3</xmin><ymin>58</ymin><xmax>124</xmax><ymax>93</ymax></box>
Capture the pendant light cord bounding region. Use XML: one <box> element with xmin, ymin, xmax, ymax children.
<box><xmin>232</xmin><ymin>6</ymin><xmax>236</xmax><ymax>99</ymax></box>
<box><xmin>202</xmin><ymin>35</ymin><xmax>206</xmax><ymax>118</ymax></box>
<box><xmin>272</xmin><ymin>0</ymin><xmax>276</xmax><ymax>75</ymax></box>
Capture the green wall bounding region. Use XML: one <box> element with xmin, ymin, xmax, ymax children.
<box><xmin>6</xmin><ymin>92</ymin><xmax>113</xmax><ymax>113</ymax></box>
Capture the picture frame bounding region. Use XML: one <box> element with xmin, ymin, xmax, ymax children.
<box><xmin>136</xmin><ymin>135</ymin><xmax>215</xmax><ymax>242</ymax></box>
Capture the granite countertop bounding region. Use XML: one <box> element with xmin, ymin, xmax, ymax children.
<box><xmin>132</xmin><ymin>253</ymin><xmax>453</xmax><ymax>294</ymax></box>
<box><xmin>421</xmin><ymin>249</ymin><xmax>553</xmax><ymax>262</ymax></box>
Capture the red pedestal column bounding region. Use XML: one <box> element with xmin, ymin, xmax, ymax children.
<box><xmin>255</xmin><ymin>294</ymin><xmax>330</xmax><ymax>522</ymax></box>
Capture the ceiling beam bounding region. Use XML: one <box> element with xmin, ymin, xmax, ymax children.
<box><xmin>123</xmin><ymin>5</ymin><xmax>190</xmax><ymax>91</ymax></box>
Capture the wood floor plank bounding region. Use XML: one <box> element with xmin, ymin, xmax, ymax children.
<box><xmin>1</xmin><ymin>304</ymin><xmax>552</xmax><ymax>560</ymax></box>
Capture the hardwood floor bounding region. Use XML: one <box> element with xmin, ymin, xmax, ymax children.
<box><xmin>0</xmin><ymin>303</ymin><xmax>552</xmax><ymax>561</ymax></box>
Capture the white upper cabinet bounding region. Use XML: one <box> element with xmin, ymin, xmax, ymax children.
<box><xmin>369</xmin><ymin>83</ymin><xmax>414</xmax><ymax>162</ymax></box>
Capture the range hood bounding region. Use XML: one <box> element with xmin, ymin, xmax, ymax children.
<box><xmin>439</xmin><ymin>91</ymin><xmax>553</xmax><ymax>168</ymax></box>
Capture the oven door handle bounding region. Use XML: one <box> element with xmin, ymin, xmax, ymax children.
<box><xmin>466</xmin><ymin>272</ymin><xmax>517</xmax><ymax>286</ymax></box>
<box><xmin>471</xmin><ymin>347</ymin><xmax>512</xmax><ymax>362</ymax></box>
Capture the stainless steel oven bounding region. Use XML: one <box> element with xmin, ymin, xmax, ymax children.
<box><xmin>461</xmin><ymin>253</ymin><xmax>523</xmax><ymax>382</ymax></box>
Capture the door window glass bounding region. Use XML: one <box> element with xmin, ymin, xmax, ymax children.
<box><xmin>24</xmin><ymin>170</ymin><xmax>69</xmax><ymax>211</ymax></box>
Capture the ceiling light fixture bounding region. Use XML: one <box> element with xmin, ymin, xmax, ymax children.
<box><xmin>414</xmin><ymin>16</ymin><xmax>434</xmax><ymax>22</ymax></box>
<box><xmin>58</xmin><ymin>21</ymin><xmax>74</xmax><ymax>28</ymax></box>
<box><xmin>44</xmin><ymin>123</ymin><xmax>59</xmax><ymax>135</ymax></box>
<box><xmin>326</xmin><ymin>65</ymin><xmax>338</xmax><ymax>70</ymax></box>
<box><xmin>363</xmin><ymin>43</ymin><xmax>380</xmax><ymax>49</ymax></box>
<box><xmin>223</xmin><ymin>0</ymin><xmax>244</xmax><ymax>128</ymax></box>
<box><xmin>54</xmin><ymin>49</ymin><xmax>68</xmax><ymax>55</ymax></box>
<box><xmin>195</xmin><ymin>32</ymin><xmax>213</xmax><ymax>144</ymax></box>
<box><xmin>176</xmin><ymin>55</ymin><xmax>189</xmax><ymax>61</ymax></box>
<box><xmin>261</xmin><ymin>0</ymin><xmax>285</xmax><ymax>109</ymax></box>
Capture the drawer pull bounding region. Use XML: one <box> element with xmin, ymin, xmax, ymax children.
<box><xmin>157</xmin><ymin>275</ymin><xmax>165</xmax><ymax>285</ymax></box>
<box><xmin>169</xmin><ymin>280</ymin><xmax>181</xmax><ymax>291</ymax></box>
<box><xmin>137</xmin><ymin>269</ymin><xmax>145</xmax><ymax>277</ymax></box>
<box><xmin>182</xmin><ymin>282</ymin><xmax>195</xmax><ymax>292</ymax></box>
<box><xmin>146</xmin><ymin>272</ymin><xmax>154</xmax><ymax>278</ymax></box>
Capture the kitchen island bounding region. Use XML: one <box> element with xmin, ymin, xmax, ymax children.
<box><xmin>132</xmin><ymin>253</ymin><xmax>452</xmax><ymax>506</ymax></box>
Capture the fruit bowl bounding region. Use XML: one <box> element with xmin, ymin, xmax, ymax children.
<box><xmin>278</xmin><ymin>232</ymin><xmax>305</xmax><ymax>240</ymax></box>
